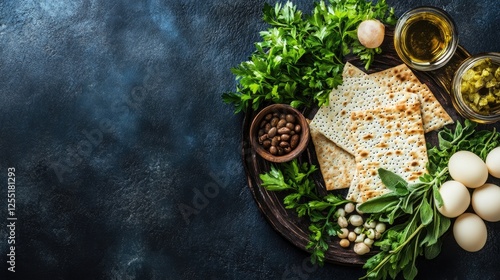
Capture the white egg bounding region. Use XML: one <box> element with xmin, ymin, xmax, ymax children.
<box><xmin>472</xmin><ymin>183</ymin><xmax>500</xmax><ymax>222</ymax></box>
<box><xmin>436</xmin><ymin>180</ymin><xmax>470</xmax><ymax>218</ymax></box>
<box><xmin>453</xmin><ymin>213</ymin><xmax>487</xmax><ymax>252</ymax></box>
<box><xmin>448</xmin><ymin>151</ymin><xmax>488</xmax><ymax>188</ymax></box>
<box><xmin>486</xmin><ymin>147</ymin><xmax>500</xmax><ymax>178</ymax></box>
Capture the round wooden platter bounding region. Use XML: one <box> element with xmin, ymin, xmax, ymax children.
<box><xmin>241</xmin><ymin>27</ymin><xmax>484</xmax><ymax>266</ymax></box>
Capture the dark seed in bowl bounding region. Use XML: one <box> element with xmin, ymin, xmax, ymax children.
<box><xmin>257</xmin><ymin>110</ymin><xmax>302</xmax><ymax>156</ymax></box>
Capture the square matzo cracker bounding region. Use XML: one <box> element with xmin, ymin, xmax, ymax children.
<box><xmin>312</xmin><ymin>63</ymin><xmax>416</xmax><ymax>155</ymax></box>
<box><xmin>309</xmin><ymin>121</ymin><xmax>356</xmax><ymax>190</ymax></box>
<box><xmin>346</xmin><ymin>97</ymin><xmax>428</xmax><ymax>203</ymax></box>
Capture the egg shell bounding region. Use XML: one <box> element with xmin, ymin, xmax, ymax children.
<box><xmin>472</xmin><ymin>183</ymin><xmax>500</xmax><ymax>222</ymax></box>
<box><xmin>453</xmin><ymin>213</ymin><xmax>487</xmax><ymax>252</ymax></box>
<box><xmin>436</xmin><ymin>181</ymin><xmax>470</xmax><ymax>218</ymax></box>
<box><xmin>486</xmin><ymin>147</ymin><xmax>500</xmax><ymax>178</ymax></box>
<box><xmin>448</xmin><ymin>151</ymin><xmax>488</xmax><ymax>188</ymax></box>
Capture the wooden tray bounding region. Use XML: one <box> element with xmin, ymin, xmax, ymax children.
<box><xmin>241</xmin><ymin>27</ymin><xmax>489</xmax><ymax>266</ymax></box>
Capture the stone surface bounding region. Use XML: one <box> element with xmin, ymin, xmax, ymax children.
<box><xmin>0</xmin><ymin>0</ymin><xmax>498</xmax><ymax>279</ymax></box>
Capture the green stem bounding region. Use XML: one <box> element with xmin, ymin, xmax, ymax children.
<box><xmin>410</xmin><ymin>230</ymin><xmax>422</xmax><ymax>274</ymax></box>
<box><xmin>322</xmin><ymin>205</ymin><xmax>338</xmax><ymax>229</ymax></box>
<box><xmin>390</xmin><ymin>223</ymin><xmax>424</xmax><ymax>255</ymax></box>
<box><xmin>361</xmin><ymin>223</ymin><xmax>426</xmax><ymax>279</ymax></box>
<box><xmin>432</xmin><ymin>167</ymin><xmax>449</xmax><ymax>183</ymax></box>
<box><xmin>479</xmin><ymin>128</ymin><xmax>497</xmax><ymax>159</ymax></box>
<box><xmin>362</xmin><ymin>167</ymin><xmax>450</xmax><ymax>279</ymax></box>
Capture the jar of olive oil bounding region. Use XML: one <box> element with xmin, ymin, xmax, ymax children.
<box><xmin>394</xmin><ymin>6</ymin><xmax>458</xmax><ymax>71</ymax></box>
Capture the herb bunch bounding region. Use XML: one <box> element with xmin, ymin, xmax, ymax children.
<box><xmin>223</xmin><ymin>0</ymin><xmax>396</xmax><ymax>113</ymax></box>
<box><xmin>359</xmin><ymin>120</ymin><xmax>500</xmax><ymax>280</ymax></box>
<box><xmin>259</xmin><ymin>159</ymin><xmax>349</xmax><ymax>265</ymax></box>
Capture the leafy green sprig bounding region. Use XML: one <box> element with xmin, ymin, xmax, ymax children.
<box><xmin>223</xmin><ymin>0</ymin><xmax>396</xmax><ymax>113</ymax></box>
<box><xmin>259</xmin><ymin>159</ymin><xmax>349</xmax><ymax>265</ymax></box>
<box><xmin>358</xmin><ymin>168</ymin><xmax>450</xmax><ymax>280</ymax></box>
<box><xmin>359</xmin><ymin>120</ymin><xmax>500</xmax><ymax>280</ymax></box>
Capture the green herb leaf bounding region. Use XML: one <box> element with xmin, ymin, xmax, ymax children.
<box><xmin>223</xmin><ymin>0</ymin><xmax>396</xmax><ymax>113</ymax></box>
<box><xmin>283</xmin><ymin>193</ymin><xmax>302</xmax><ymax>208</ymax></box>
<box><xmin>358</xmin><ymin>192</ymin><xmax>399</xmax><ymax>213</ymax></box>
<box><xmin>321</xmin><ymin>194</ymin><xmax>341</xmax><ymax>204</ymax></box>
<box><xmin>378</xmin><ymin>168</ymin><xmax>408</xmax><ymax>192</ymax></box>
<box><xmin>258</xmin><ymin>159</ymin><xmax>349</xmax><ymax>266</ymax></box>
<box><xmin>362</xmin><ymin>121</ymin><xmax>499</xmax><ymax>280</ymax></box>
<box><xmin>419</xmin><ymin>199</ymin><xmax>433</xmax><ymax>226</ymax></box>
<box><xmin>403</xmin><ymin>261</ymin><xmax>418</xmax><ymax>280</ymax></box>
<box><xmin>424</xmin><ymin>239</ymin><xmax>443</xmax><ymax>259</ymax></box>
<box><xmin>259</xmin><ymin>165</ymin><xmax>291</xmax><ymax>191</ymax></box>
<box><xmin>308</xmin><ymin>201</ymin><xmax>332</xmax><ymax>211</ymax></box>
<box><xmin>433</xmin><ymin>183</ymin><xmax>444</xmax><ymax>208</ymax></box>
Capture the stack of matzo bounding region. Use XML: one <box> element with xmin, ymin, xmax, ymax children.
<box><xmin>310</xmin><ymin>62</ymin><xmax>453</xmax><ymax>203</ymax></box>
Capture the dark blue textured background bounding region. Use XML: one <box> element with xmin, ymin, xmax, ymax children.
<box><xmin>0</xmin><ymin>0</ymin><xmax>499</xmax><ymax>279</ymax></box>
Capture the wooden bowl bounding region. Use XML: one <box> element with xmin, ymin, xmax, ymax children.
<box><xmin>249</xmin><ymin>104</ymin><xmax>309</xmax><ymax>163</ymax></box>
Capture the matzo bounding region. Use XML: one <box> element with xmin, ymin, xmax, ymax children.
<box><xmin>312</xmin><ymin>62</ymin><xmax>416</xmax><ymax>155</ymax></box>
<box><xmin>369</xmin><ymin>64</ymin><xmax>454</xmax><ymax>132</ymax></box>
<box><xmin>346</xmin><ymin>98</ymin><xmax>428</xmax><ymax>203</ymax></box>
<box><xmin>309</xmin><ymin>121</ymin><xmax>356</xmax><ymax>190</ymax></box>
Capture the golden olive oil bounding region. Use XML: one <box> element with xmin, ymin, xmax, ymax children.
<box><xmin>400</xmin><ymin>13</ymin><xmax>453</xmax><ymax>64</ymax></box>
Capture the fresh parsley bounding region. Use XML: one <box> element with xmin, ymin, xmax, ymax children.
<box><xmin>359</xmin><ymin>120</ymin><xmax>500</xmax><ymax>280</ymax></box>
<box><xmin>259</xmin><ymin>160</ymin><xmax>349</xmax><ymax>265</ymax></box>
<box><xmin>222</xmin><ymin>0</ymin><xmax>396</xmax><ymax>113</ymax></box>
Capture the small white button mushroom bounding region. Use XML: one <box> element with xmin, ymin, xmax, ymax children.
<box><xmin>355</xmin><ymin>233</ymin><xmax>366</xmax><ymax>243</ymax></box>
<box><xmin>338</xmin><ymin>216</ymin><xmax>348</xmax><ymax>228</ymax></box>
<box><xmin>375</xmin><ymin>222</ymin><xmax>386</xmax><ymax>234</ymax></box>
<box><xmin>353</xmin><ymin>226</ymin><xmax>363</xmax><ymax>235</ymax></box>
<box><xmin>364</xmin><ymin>238</ymin><xmax>374</xmax><ymax>248</ymax></box>
<box><xmin>364</xmin><ymin>220</ymin><xmax>376</xmax><ymax>229</ymax></box>
<box><xmin>337</xmin><ymin>228</ymin><xmax>349</xmax><ymax>239</ymax></box>
<box><xmin>348</xmin><ymin>231</ymin><xmax>357</xmax><ymax>242</ymax></box>
<box><xmin>349</xmin><ymin>214</ymin><xmax>364</xmax><ymax>227</ymax></box>
<box><xmin>339</xmin><ymin>238</ymin><xmax>350</xmax><ymax>248</ymax></box>
<box><xmin>366</xmin><ymin>228</ymin><xmax>376</xmax><ymax>240</ymax></box>
<box><xmin>354</xmin><ymin>242</ymin><xmax>371</xmax><ymax>255</ymax></box>
<box><xmin>357</xmin><ymin>19</ymin><xmax>385</xmax><ymax>49</ymax></box>
<box><xmin>344</xmin><ymin>202</ymin><xmax>355</xmax><ymax>214</ymax></box>
<box><xmin>336</xmin><ymin>208</ymin><xmax>346</xmax><ymax>218</ymax></box>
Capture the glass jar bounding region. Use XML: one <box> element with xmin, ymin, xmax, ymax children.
<box><xmin>451</xmin><ymin>52</ymin><xmax>500</xmax><ymax>123</ymax></box>
<box><xmin>394</xmin><ymin>6</ymin><xmax>458</xmax><ymax>71</ymax></box>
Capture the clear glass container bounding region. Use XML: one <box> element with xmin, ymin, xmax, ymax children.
<box><xmin>451</xmin><ymin>52</ymin><xmax>500</xmax><ymax>124</ymax></box>
<box><xmin>394</xmin><ymin>6</ymin><xmax>458</xmax><ymax>71</ymax></box>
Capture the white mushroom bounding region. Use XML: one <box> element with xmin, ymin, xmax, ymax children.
<box><xmin>354</xmin><ymin>242</ymin><xmax>371</xmax><ymax>255</ymax></box>
<box><xmin>338</xmin><ymin>216</ymin><xmax>348</xmax><ymax>228</ymax></box>
<box><xmin>344</xmin><ymin>202</ymin><xmax>355</xmax><ymax>214</ymax></box>
<box><xmin>337</xmin><ymin>228</ymin><xmax>349</xmax><ymax>239</ymax></box>
<box><xmin>349</xmin><ymin>214</ymin><xmax>364</xmax><ymax>227</ymax></box>
<box><xmin>357</xmin><ymin>19</ymin><xmax>385</xmax><ymax>48</ymax></box>
<box><xmin>339</xmin><ymin>239</ymin><xmax>350</xmax><ymax>248</ymax></box>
